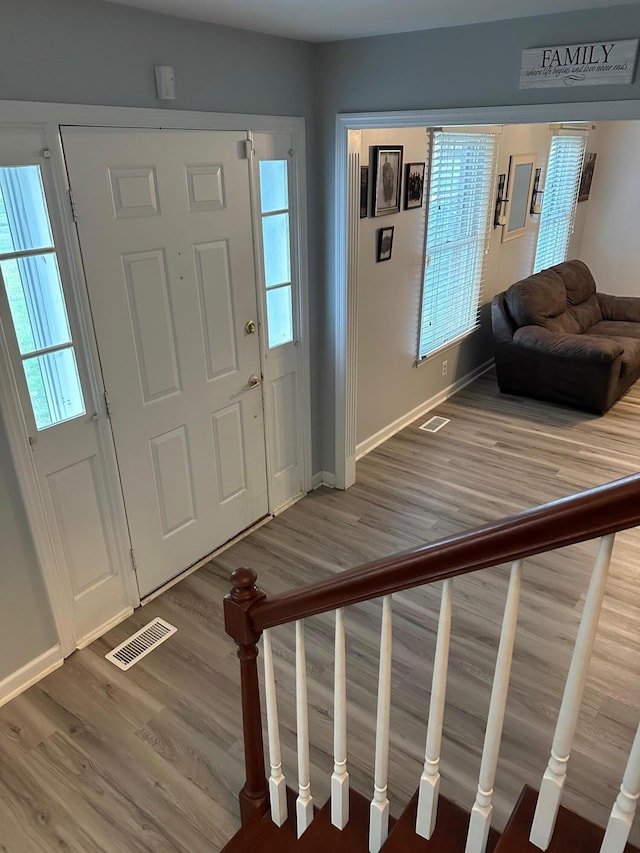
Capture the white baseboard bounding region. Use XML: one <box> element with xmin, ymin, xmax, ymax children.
<box><xmin>311</xmin><ymin>471</ymin><xmax>337</xmax><ymax>489</ymax></box>
<box><xmin>0</xmin><ymin>645</ymin><xmax>63</xmax><ymax>708</ymax></box>
<box><xmin>75</xmin><ymin>607</ymin><xmax>135</xmax><ymax>650</ymax></box>
<box><xmin>356</xmin><ymin>358</ymin><xmax>495</xmax><ymax>461</ymax></box>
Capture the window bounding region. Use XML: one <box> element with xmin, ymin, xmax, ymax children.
<box><xmin>418</xmin><ymin>130</ymin><xmax>498</xmax><ymax>361</ymax></box>
<box><xmin>0</xmin><ymin>166</ymin><xmax>85</xmax><ymax>429</ymax></box>
<box><xmin>258</xmin><ymin>160</ymin><xmax>294</xmax><ymax>349</ymax></box>
<box><xmin>533</xmin><ymin>132</ymin><xmax>586</xmax><ymax>273</ymax></box>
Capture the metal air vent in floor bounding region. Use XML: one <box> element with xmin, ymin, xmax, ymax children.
<box><xmin>105</xmin><ymin>617</ymin><xmax>177</xmax><ymax>671</ymax></box>
<box><xmin>419</xmin><ymin>415</ymin><xmax>450</xmax><ymax>433</ymax></box>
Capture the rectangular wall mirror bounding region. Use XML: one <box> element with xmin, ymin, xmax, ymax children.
<box><xmin>502</xmin><ymin>153</ymin><xmax>536</xmax><ymax>242</ymax></box>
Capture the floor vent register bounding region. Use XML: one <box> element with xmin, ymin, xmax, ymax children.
<box><xmin>105</xmin><ymin>617</ymin><xmax>177</xmax><ymax>671</ymax></box>
<box><xmin>419</xmin><ymin>415</ymin><xmax>450</xmax><ymax>433</ymax></box>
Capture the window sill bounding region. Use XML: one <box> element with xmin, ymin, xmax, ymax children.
<box><xmin>415</xmin><ymin>325</ymin><xmax>479</xmax><ymax>368</ymax></box>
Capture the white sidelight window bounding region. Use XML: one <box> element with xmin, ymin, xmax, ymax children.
<box><xmin>258</xmin><ymin>160</ymin><xmax>294</xmax><ymax>349</ymax></box>
<box><xmin>0</xmin><ymin>166</ymin><xmax>85</xmax><ymax>430</ymax></box>
<box><xmin>533</xmin><ymin>131</ymin><xmax>587</xmax><ymax>273</ymax></box>
<box><xmin>418</xmin><ymin>129</ymin><xmax>499</xmax><ymax>361</ymax></box>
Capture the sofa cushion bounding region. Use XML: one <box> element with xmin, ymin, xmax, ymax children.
<box><xmin>513</xmin><ymin>326</ymin><xmax>623</xmax><ymax>363</ymax></box>
<box><xmin>553</xmin><ymin>259</ymin><xmax>597</xmax><ymax>305</ymax></box>
<box><xmin>551</xmin><ymin>260</ymin><xmax>603</xmax><ymax>333</ymax></box>
<box><xmin>504</xmin><ymin>269</ymin><xmax>580</xmax><ymax>333</ymax></box>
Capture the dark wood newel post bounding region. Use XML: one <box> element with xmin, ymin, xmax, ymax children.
<box><xmin>224</xmin><ymin>567</ymin><xmax>269</xmax><ymax>825</ymax></box>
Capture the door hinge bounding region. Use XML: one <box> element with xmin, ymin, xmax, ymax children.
<box><xmin>242</xmin><ymin>139</ymin><xmax>254</xmax><ymax>160</ymax></box>
<box><xmin>130</xmin><ymin>548</ymin><xmax>138</xmax><ymax>572</ymax></box>
<box><xmin>68</xmin><ymin>187</ymin><xmax>78</xmax><ymax>223</ymax></box>
<box><xmin>104</xmin><ymin>390</ymin><xmax>112</xmax><ymax>419</ymax></box>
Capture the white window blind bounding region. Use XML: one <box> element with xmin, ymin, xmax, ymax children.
<box><xmin>533</xmin><ymin>132</ymin><xmax>586</xmax><ymax>273</ymax></box>
<box><xmin>419</xmin><ymin>130</ymin><xmax>498</xmax><ymax>361</ymax></box>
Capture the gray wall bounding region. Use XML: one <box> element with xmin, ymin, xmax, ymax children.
<box><xmin>0</xmin><ymin>411</ymin><xmax>57</xmax><ymax>681</ymax></box>
<box><xmin>316</xmin><ymin>2</ymin><xmax>640</xmax><ymax>472</ymax></box>
<box><xmin>0</xmin><ymin>0</ymin><xmax>320</xmax><ymax>685</ymax></box>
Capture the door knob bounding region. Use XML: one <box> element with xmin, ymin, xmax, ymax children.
<box><xmin>244</xmin><ymin>319</ymin><xmax>257</xmax><ymax>335</ymax></box>
<box><xmin>248</xmin><ymin>373</ymin><xmax>262</xmax><ymax>388</ymax></box>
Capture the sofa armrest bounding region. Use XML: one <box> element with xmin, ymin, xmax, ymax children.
<box><xmin>597</xmin><ymin>292</ymin><xmax>640</xmax><ymax>322</ymax></box>
<box><xmin>513</xmin><ymin>325</ymin><xmax>623</xmax><ymax>363</ymax></box>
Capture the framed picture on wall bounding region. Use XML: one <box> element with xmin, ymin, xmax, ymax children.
<box><xmin>404</xmin><ymin>162</ymin><xmax>426</xmax><ymax>209</ymax></box>
<box><xmin>360</xmin><ymin>166</ymin><xmax>369</xmax><ymax>218</ymax></box>
<box><xmin>578</xmin><ymin>152</ymin><xmax>597</xmax><ymax>202</ymax></box>
<box><xmin>372</xmin><ymin>146</ymin><xmax>403</xmax><ymax>216</ymax></box>
<box><xmin>376</xmin><ymin>226</ymin><xmax>394</xmax><ymax>262</ymax></box>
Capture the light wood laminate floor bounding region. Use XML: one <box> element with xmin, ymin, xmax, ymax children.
<box><xmin>1</xmin><ymin>372</ymin><xmax>639</xmax><ymax>852</ymax></box>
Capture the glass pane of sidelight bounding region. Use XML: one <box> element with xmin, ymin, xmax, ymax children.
<box><xmin>23</xmin><ymin>347</ymin><xmax>85</xmax><ymax>430</ymax></box>
<box><xmin>266</xmin><ymin>285</ymin><xmax>293</xmax><ymax>348</ymax></box>
<box><xmin>259</xmin><ymin>160</ymin><xmax>289</xmax><ymax>213</ymax></box>
<box><xmin>1</xmin><ymin>254</ymin><xmax>71</xmax><ymax>355</ymax></box>
<box><xmin>262</xmin><ymin>212</ymin><xmax>291</xmax><ymax>288</ymax></box>
<box><xmin>0</xmin><ymin>166</ymin><xmax>54</xmax><ymax>254</ymax></box>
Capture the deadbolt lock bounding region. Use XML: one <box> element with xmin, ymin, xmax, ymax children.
<box><xmin>244</xmin><ymin>319</ymin><xmax>257</xmax><ymax>335</ymax></box>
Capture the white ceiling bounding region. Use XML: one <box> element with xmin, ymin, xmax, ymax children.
<box><xmin>102</xmin><ymin>0</ymin><xmax>623</xmax><ymax>42</ymax></box>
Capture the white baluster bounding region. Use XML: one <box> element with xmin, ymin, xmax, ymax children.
<box><xmin>296</xmin><ymin>620</ymin><xmax>314</xmax><ymax>837</ymax></box>
<box><xmin>263</xmin><ymin>629</ymin><xmax>288</xmax><ymax>826</ymax></box>
<box><xmin>530</xmin><ymin>533</ymin><xmax>616</xmax><ymax>850</ymax></box>
<box><xmin>416</xmin><ymin>579</ymin><xmax>453</xmax><ymax>839</ymax></box>
<box><xmin>332</xmin><ymin>608</ymin><xmax>350</xmax><ymax>829</ymax></box>
<box><xmin>369</xmin><ymin>595</ymin><xmax>393</xmax><ymax>853</ymax></box>
<box><xmin>600</xmin><ymin>722</ymin><xmax>640</xmax><ymax>853</ymax></box>
<box><xmin>466</xmin><ymin>561</ymin><xmax>523</xmax><ymax>853</ymax></box>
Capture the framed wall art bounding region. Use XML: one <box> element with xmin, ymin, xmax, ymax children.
<box><xmin>578</xmin><ymin>152</ymin><xmax>597</xmax><ymax>202</ymax></box>
<box><xmin>376</xmin><ymin>226</ymin><xmax>394</xmax><ymax>262</ymax></box>
<box><xmin>404</xmin><ymin>162</ymin><xmax>426</xmax><ymax>209</ymax></box>
<box><xmin>372</xmin><ymin>146</ymin><xmax>403</xmax><ymax>216</ymax></box>
<box><xmin>360</xmin><ymin>166</ymin><xmax>369</xmax><ymax>218</ymax></box>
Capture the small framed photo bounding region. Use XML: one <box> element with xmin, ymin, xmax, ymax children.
<box><xmin>376</xmin><ymin>226</ymin><xmax>394</xmax><ymax>262</ymax></box>
<box><xmin>372</xmin><ymin>146</ymin><xmax>403</xmax><ymax>216</ymax></box>
<box><xmin>360</xmin><ymin>166</ymin><xmax>369</xmax><ymax>218</ymax></box>
<box><xmin>578</xmin><ymin>152</ymin><xmax>597</xmax><ymax>202</ymax></box>
<box><xmin>404</xmin><ymin>162</ymin><xmax>426</xmax><ymax>210</ymax></box>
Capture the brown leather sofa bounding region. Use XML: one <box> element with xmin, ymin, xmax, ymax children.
<box><xmin>492</xmin><ymin>260</ymin><xmax>640</xmax><ymax>413</ymax></box>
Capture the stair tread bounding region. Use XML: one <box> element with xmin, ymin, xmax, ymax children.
<box><xmin>221</xmin><ymin>787</ymin><xmax>299</xmax><ymax>852</ymax></box>
<box><xmin>494</xmin><ymin>785</ymin><xmax>640</xmax><ymax>853</ymax></box>
<box><xmin>296</xmin><ymin>787</ymin><xmax>394</xmax><ymax>850</ymax></box>
<box><xmin>382</xmin><ymin>789</ymin><xmax>500</xmax><ymax>852</ymax></box>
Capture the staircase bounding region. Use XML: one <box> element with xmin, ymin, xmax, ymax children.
<box><xmin>222</xmin><ymin>474</ymin><xmax>640</xmax><ymax>853</ymax></box>
<box><xmin>222</xmin><ymin>784</ymin><xmax>640</xmax><ymax>852</ymax></box>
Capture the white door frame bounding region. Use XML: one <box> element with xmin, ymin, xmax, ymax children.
<box><xmin>0</xmin><ymin>99</ymin><xmax>312</xmax><ymax>654</ymax></box>
<box><xmin>334</xmin><ymin>98</ymin><xmax>640</xmax><ymax>489</ymax></box>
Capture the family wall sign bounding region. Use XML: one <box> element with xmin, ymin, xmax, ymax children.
<box><xmin>520</xmin><ymin>38</ymin><xmax>639</xmax><ymax>88</ymax></box>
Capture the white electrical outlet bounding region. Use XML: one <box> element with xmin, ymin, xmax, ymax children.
<box><xmin>442</xmin><ymin>360</ymin><xmax>448</xmax><ymax>377</ymax></box>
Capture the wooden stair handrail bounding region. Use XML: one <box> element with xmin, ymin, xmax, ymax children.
<box><xmin>224</xmin><ymin>472</ymin><xmax>640</xmax><ymax>826</ymax></box>
<box><xmin>229</xmin><ymin>473</ymin><xmax>640</xmax><ymax>636</ymax></box>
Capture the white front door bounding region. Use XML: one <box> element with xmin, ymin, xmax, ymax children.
<box><xmin>62</xmin><ymin>128</ymin><xmax>269</xmax><ymax>597</ymax></box>
<box><xmin>0</xmin><ymin>126</ymin><xmax>132</xmax><ymax>647</ymax></box>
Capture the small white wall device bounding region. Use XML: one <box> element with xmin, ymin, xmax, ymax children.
<box><xmin>155</xmin><ymin>66</ymin><xmax>176</xmax><ymax>100</ymax></box>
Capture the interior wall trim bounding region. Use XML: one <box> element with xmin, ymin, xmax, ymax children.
<box><xmin>0</xmin><ymin>645</ymin><xmax>63</xmax><ymax>708</ymax></box>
